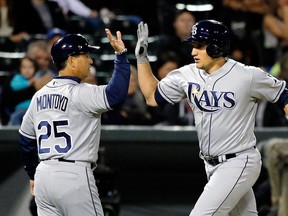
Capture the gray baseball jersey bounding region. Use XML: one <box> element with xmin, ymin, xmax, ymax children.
<box><xmin>19</xmin><ymin>78</ymin><xmax>110</xmax><ymax>163</ymax></box>
<box><xmin>157</xmin><ymin>58</ymin><xmax>286</xmax><ymax>156</ymax></box>
<box><xmin>19</xmin><ymin>50</ymin><xmax>130</xmax><ymax>216</ymax></box>
<box><xmin>156</xmin><ymin>58</ymin><xmax>285</xmax><ymax>215</ymax></box>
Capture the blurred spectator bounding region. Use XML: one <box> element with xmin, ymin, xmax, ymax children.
<box><xmin>254</xmin><ymin>54</ymin><xmax>288</xmax><ymax>215</ymax></box>
<box><xmin>104</xmin><ymin>7</ymin><xmax>142</xmax><ymax>36</ymax></box>
<box><xmin>50</xmin><ymin>0</ymin><xmax>99</xmax><ymax>19</ymax></box>
<box><xmin>222</xmin><ymin>0</ymin><xmax>269</xmax><ymax>66</ymax></box>
<box><xmin>0</xmin><ymin>0</ymin><xmax>29</xmax><ymax>44</ymax></box>
<box><xmin>0</xmin><ymin>0</ymin><xmax>13</xmax><ymax>36</ymax></box>
<box><xmin>102</xmin><ymin>65</ymin><xmax>152</xmax><ymax>125</ymax></box>
<box><xmin>82</xmin><ymin>64</ymin><xmax>98</xmax><ymax>85</ymax></box>
<box><xmin>256</xmin><ymin>52</ymin><xmax>288</xmax><ymax>127</ymax></box>
<box><xmin>99</xmin><ymin>7</ymin><xmax>116</xmax><ymax>26</ymax></box>
<box><xmin>156</xmin><ymin>9</ymin><xmax>196</xmax><ymax>67</ymax></box>
<box><xmin>173</xmin><ymin>8</ymin><xmax>195</xmax><ymax>58</ymax></box>
<box><xmin>45</xmin><ymin>27</ymin><xmax>67</xmax><ymax>72</ymax></box>
<box><xmin>263</xmin><ymin>137</ymin><xmax>288</xmax><ymax>216</ymax></box>
<box><xmin>154</xmin><ymin>51</ymin><xmax>181</xmax><ymax>81</ymax></box>
<box><xmin>150</xmin><ymin>51</ymin><xmax>194</xmax><ymax>126</ymax></box>
<box><xmin>50</xmin><ymin>0</ymin><xmax>106</xmax><ymax>33</ymax></box>
<box><xmin>26</xmin><ymin>39</ymin><xmax>54</xmax><ymax>89</ymax></box>
<box><xmin>223</xmin><ymin>0</ymin><xmax>269</xmax><ymax>13</ymax></box>
<box><xmin>263</xmin><ymin>0</ymin><xmax>288</xmax><ymax>67</ymax></box>
<box><xmin>0</xmin><ymin>56</ymin><xmax>37</xmax><ymax>125</ymax></box>
<box><xmin>255</xmin><ymin>136</ymin><xmax>288</xmax><ymax>216</ymax></box>
<box><xmin>150</xmin><ymin>51</ymin><xmax>180</xmax><ymax>125</ymax></box>
<box><xmin>45</xmin><ymin>27</ymin><xmax>66</xmax><ymax>52</ymax></box>
<box><xmin>12</xmin><ymin>0</ymin><xmax>67</xmax><ymax>37</ymax></box>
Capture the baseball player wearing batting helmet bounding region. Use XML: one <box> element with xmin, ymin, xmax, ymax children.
<box><xmin>135</xmin><ymin>20</ymin><xmax>288</xmax><ymax>215</ymax></box>
<box><xmin>19</xmin><ymin>29</ymin><xmax>130</xmax><ymax>216</ymax></box>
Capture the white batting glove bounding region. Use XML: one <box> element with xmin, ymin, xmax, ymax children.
<box><xmin>135</xmin><ymin>22</ymin><xmax>149</xmax><ymax>64</ymax></box>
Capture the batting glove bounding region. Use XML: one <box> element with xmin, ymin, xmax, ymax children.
<box><xmin>135</xmin><ymin>22</ymin><xmax>149</xmax><ymax>64</ymax></box>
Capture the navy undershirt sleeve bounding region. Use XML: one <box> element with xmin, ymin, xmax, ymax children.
<box><xmin>105</xmin><ymin>54</ymin><xmax>130</xmax><ymax>109</ymax></box>
<box><xmin>155</xmin><ymin>88</ymin><xmax>169</xmax><ymax>105</ymax></box>
<box><xmin>19</xmin><ymin>134</ymin><xmax>39</xmax><ymax>180</ymax></box>
<box><xmin>279</xmin><ymin>87</ymin><xmax>288</xmax><ymax>107</ymax></box>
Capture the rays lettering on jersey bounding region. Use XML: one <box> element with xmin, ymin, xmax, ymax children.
<box><xmin>187</xmin><ymin>82</ymin><xmax>236</xmax><ymax>112</ymax></box>
<box><xmin>36</xmin><ymin>94</ymin><xmax>68</xmax><ymax>112</ymax></box>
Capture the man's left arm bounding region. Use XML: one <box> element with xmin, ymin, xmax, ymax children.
<box><xmin>18</xmin><ymin>133</ymin><xmax>39</xmax><ymax>180</ymax></box>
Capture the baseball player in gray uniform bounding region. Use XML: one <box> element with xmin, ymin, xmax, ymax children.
<box><xmin>135</xmin><ymin>20</ymin><xmax>288</xmax><ymax>215</ymax></box>
<box><xmin>19</xmin><ymin>29</ymin><xmax>130</xmax><ymax>216</ymax></box>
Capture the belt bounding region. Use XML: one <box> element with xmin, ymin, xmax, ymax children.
<box><xmin>44</xmin><ymin>158</ymin><xmax>96</xmax><ymax>169</ymax></box>
<box><xmin>58</xmin><ymin>158</ymin><xmax>76</xmax><ymax>163</ymax></box>
<box><xmin>201</xmin><ymin>146</ymin><xmax>256</xmax><ymax>166</ymax></box>
<box><xmin>203</xmin><ymin>153</ymin><xmax>236</xmax><ymax>166</ymax></box>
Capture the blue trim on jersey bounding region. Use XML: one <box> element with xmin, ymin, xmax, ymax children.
<box><xmin>54</xmin><ymin>76</ymin><xmax>81</xmax><ymax>83</ymax></box>
<box><xmin>272</xmin><ymin>81</ymin><xmax>286</xmax><ymax>103</ymax></box>
<box><xmin>19</xmin><ymin>128</ymin><xmax>36</xmax><ymax>139</ymax></box>
<box><xmin>105</xmin><ymin>55</ymin><xmax>130</xmax><ymax>109</ymax></box>
<box><xmin>19</xmin><ymin>134</ymin><xmax>39</xmax><ymax>180</ymax></box>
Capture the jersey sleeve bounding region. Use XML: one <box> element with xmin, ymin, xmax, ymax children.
<box><xmin>74</xmin><ymin>84</ymin><xmax>110</xmax><ymax>115</ymax></box>
<box><xmin>251</xmin><ymin>67</ymin><xmax>286</xmax><ymax>103</ymax></box>
<box><xmin>19</xmin><ymin>99</ymin><xmax>36</xmax><ymax>138</ymax></box>
<box><xmin>157</xmin><ymin>70</ymin><xmax>186</xmax><ymax>104</ymax></box>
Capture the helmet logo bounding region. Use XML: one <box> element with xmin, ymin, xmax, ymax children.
<box><xmin>192</xmin><ymin>26</ymin><xmax>197</xmax><ymax>36</ymax></box>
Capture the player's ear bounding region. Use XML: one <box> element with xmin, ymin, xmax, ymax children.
<box><xmin>68</xmin><ymin>56</ymin><xmax>76</xmax><ymax>69</ymax></box>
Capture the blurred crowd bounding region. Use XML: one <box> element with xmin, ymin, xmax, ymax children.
<box><xmin>0</xmin><ymin>1</ymin><xmax>288</xmax><ymax>215</ymax></box>
<box><xmin>1</xmin><ymin>0</ymin><xmax>288</xmax><ymax>128</ymax></box>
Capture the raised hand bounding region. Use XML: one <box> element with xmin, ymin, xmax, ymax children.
<box><xmin>105</xmin><ymin>28</ymin><xmax>127</xmax><ymax>54</ymax></box>
<box><xmin>135</xmin><ymin>22</ymin><xmax>149</xmax><ymax>63</ymax></box>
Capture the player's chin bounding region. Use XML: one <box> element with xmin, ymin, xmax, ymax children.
<box><xmin>194</xmin><ymin>61</ymin><xmax>201</xmax><ymax>68</ymax></box>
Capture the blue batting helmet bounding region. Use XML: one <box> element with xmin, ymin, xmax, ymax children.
<box><xmin>183</xmin><ymin>19</ymin><xmax>230</xmax><ymax>58</ymax></box>
<box><xmin>51</xmin><ymin>33</ymin><xmax>100</xmax><ymax>68</ymax></box>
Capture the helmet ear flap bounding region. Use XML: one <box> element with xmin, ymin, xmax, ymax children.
<box><xmin>206</xmin><ymin>43</ymin><xmax>223</xmax><ymax>58</ymax></box>
<box><xmin>206</xmin><ymin>40</ymin><xmax>230</xmax><ymax>58</ymax></box>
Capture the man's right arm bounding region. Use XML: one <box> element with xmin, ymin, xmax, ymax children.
<box><xmin>137</xmin><ymin>62</ymin><xmax>158</xmax><ymax>107</ymax></box>
<box><xmin>135</xmin><ymin>22</ymin><xmax>159</xmax><ymax>107</ymax></box>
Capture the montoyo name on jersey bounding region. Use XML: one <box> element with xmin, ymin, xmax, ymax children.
<box><xmin>188</xmin><ymin>82</ymin><xmax>236</xmax><ymax>112</ymax></box>
<box><xmin>36</xmin><ymin>94</ymin><xmax>68</xmax><ymax>112</ymax></box>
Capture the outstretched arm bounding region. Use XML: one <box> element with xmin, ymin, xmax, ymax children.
<box><xmin>104</xmin><ymin>28</ymin><xmax>130</xmax><ymax>109</ymax></box>
<box><xmin>135</xmin><ymin>22</ymin><xmax>159</xmax><ymax>107</ymax></box>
